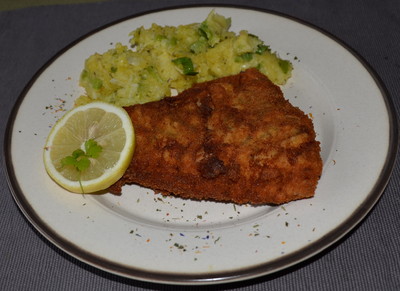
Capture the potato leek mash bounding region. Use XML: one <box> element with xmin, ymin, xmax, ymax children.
<box><xmin>77</xmin><ymin>10</ymin><xmax>293</xmax><ymax>107</ymax></box>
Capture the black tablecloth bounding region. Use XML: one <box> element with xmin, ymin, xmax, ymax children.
<box><xmin>1</xmin><ymin>0</ymin><xmax>399</xmax><ymax>290</ymax></box>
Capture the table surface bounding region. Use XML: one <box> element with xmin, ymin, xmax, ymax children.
<box><xmin>1</xmin><ymin>0</ymin><xmax>399</xmax><ymax>290</ymax></box>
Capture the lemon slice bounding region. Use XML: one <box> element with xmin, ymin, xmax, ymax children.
<box><xmin>43</xmin><ymin>102</ymin><xmax>134</xmax><ymax>193</ymax></box>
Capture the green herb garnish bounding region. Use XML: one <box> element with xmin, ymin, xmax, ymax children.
<box><xmin>61</xmin><ymin>139</ymin><xmax>103</xmax><ymax>192</ymax></box>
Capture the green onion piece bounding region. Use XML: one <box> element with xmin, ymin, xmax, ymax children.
<box><xmin>91</xmin><ymin>78</ymin><xmax>103</xmax><ymax>90</ymax></box>
<box><xmin>155</xmin><ymin>35</ymin><xmax>167</xmax><ymax>41</ymax></box>
<box><xmin>172</xmin><ymin>57</ymin><xmax>198</xmax><ymax>76</ymax></box>
<box><xmin>239</xmin><ymin>52</ymin><xmax>253</xmax><ymax>62</ymax></box>
<box><xmin>80</xmin><ymin>69</ymin><xmax>88</xmax><ymax>79</ymax></box>
<box><xmin>278</xmin><ymin>60</ymin><xmax>291</xmax><ymax>74</ymax></box>
<box><xmin>198</xmin><ymin>23</ymin><xmax>212</xmax><ymax>40</ymax></box>
<box><xmin>256</xmin><ymin>44</ymin><xmax>271</xmax><ymax>54</ymax></box>
<box><xmin>190</xmin><ymin>38</ymin><xmax>208</xmax><ymax>54</ymax></box>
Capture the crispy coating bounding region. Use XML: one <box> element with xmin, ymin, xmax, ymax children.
<box><xmin>109</xmin><ymin>68</ymin><xmax>322</xmax><ymax>205</ymax></box>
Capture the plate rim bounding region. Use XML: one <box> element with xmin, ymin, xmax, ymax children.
<box><xmin>3</xmin><ymin>4</ymin><xmax>399</xmax><ymax>285</ymax></box>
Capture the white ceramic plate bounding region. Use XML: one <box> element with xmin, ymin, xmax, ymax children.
<box><xmin>4</xmin><ymin>6</ymin><xmax>398</xmax><ymax>285</ymax></box>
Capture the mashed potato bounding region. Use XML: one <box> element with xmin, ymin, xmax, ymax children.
<box><xmin>77</xmin><ymin>10</ymin><xmax>292</xmax><ymax>107</ymax></box>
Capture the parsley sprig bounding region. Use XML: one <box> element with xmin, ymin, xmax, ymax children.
<box><xmin>61</xmin><ymin>139</ymin><xmax>102</xmax><ymax>192</ymax></box>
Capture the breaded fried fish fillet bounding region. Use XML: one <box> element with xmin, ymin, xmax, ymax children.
<box><xmin>109</xmin><ymin>68</ymin><xmax>322</xmax><ymax>205</ymax></box>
